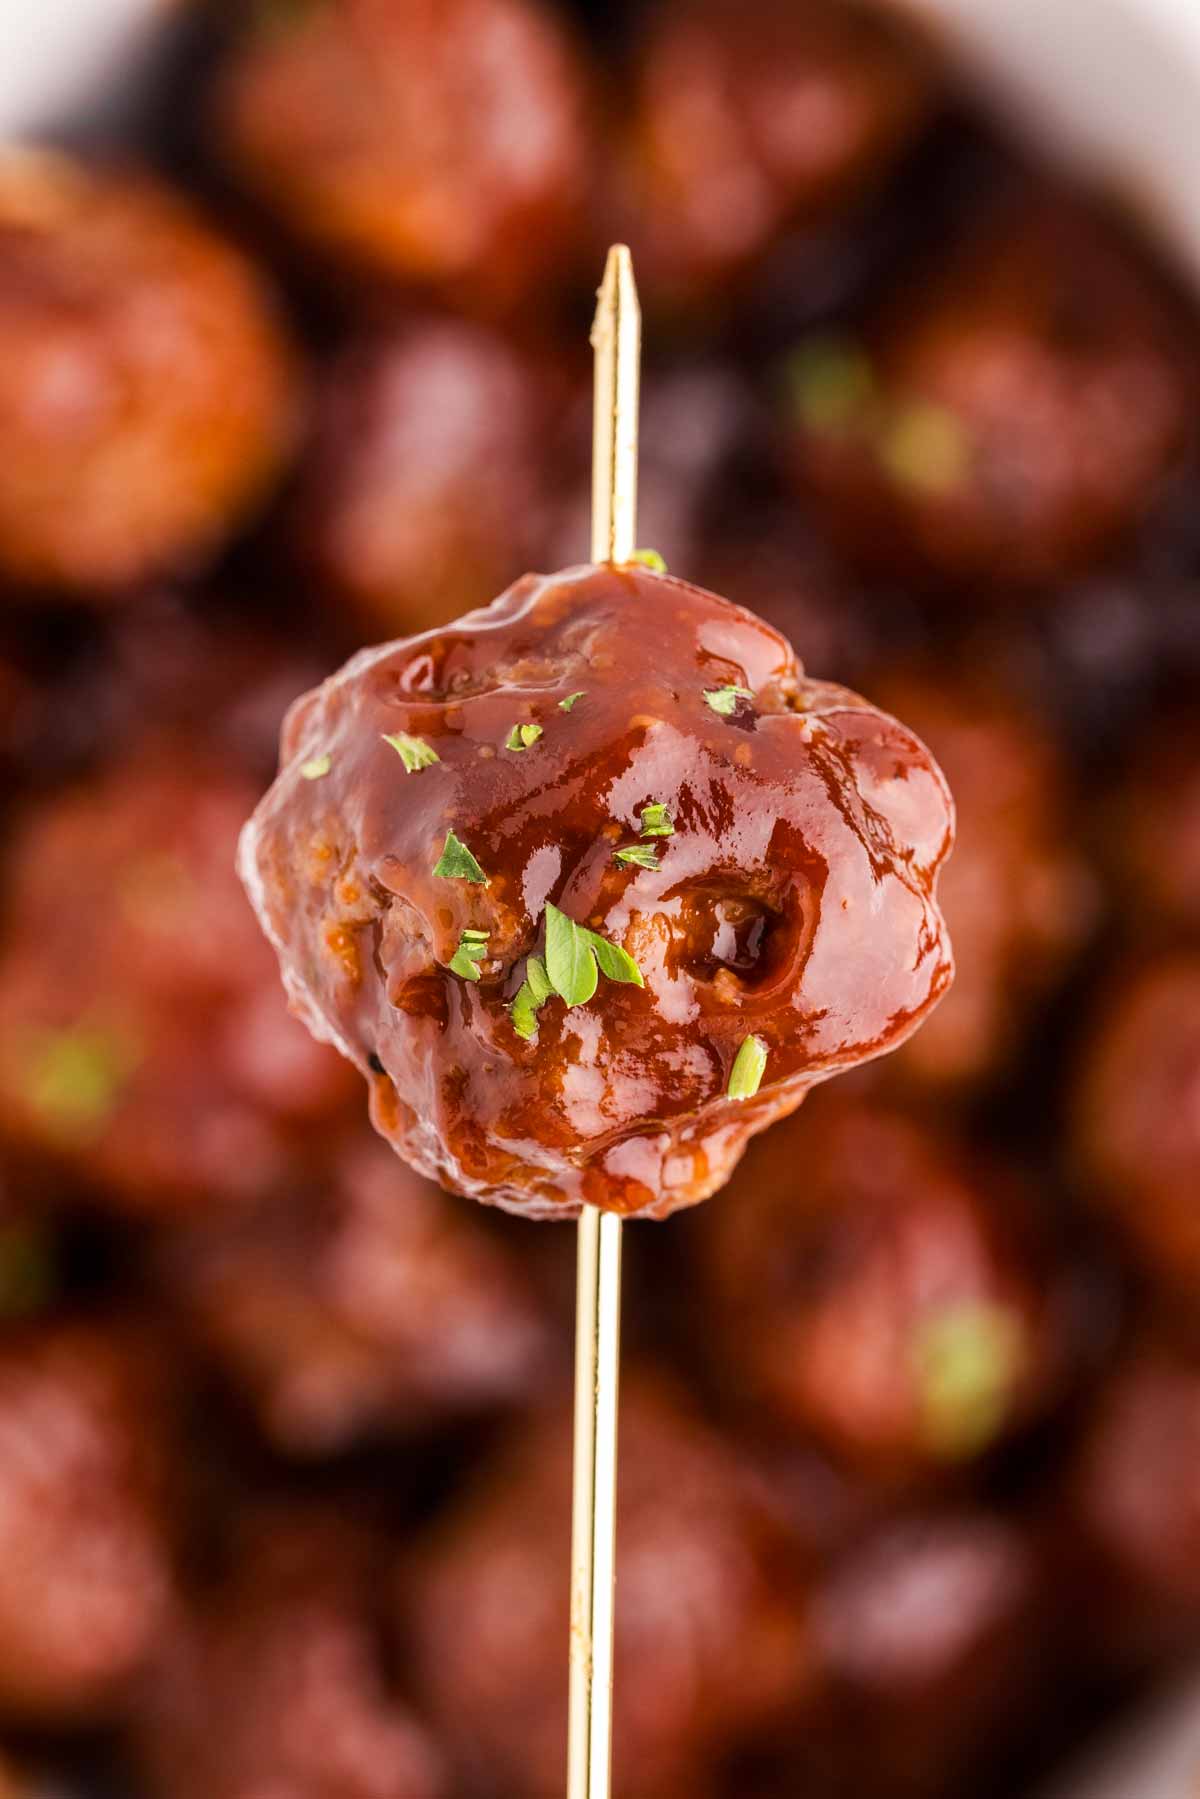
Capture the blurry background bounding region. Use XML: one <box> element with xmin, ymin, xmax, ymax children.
<box><xmin>0</xmin><ymin>1</ymin><xmax>1198</xmax><ymax>1796</ymax></box>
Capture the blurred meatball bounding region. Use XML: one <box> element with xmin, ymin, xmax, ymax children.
<box><xmin>809</xmin><ymin>1508</ymin><xmax>1043</xmax><ymax>1794</ymax></box>
<box><xmin>0</xmin><ymin>150</ymin><xmax>298</xmax><ymax>600</ymax></box>
<box><xmin>1064</xmin><ymin>1343</ymin><xmax>1200</xmax><ymax>1667</ymax></box>
<box><xmin>1072</xmin><ymin>953</ymin><xmax>1200</xmax><ymax>1300</ymax></box>
<box><xmin>870</xmin><ymin>663</ymin><xmax>1095</xmax><ymax>1094</ymax></box>
<box><xmin>212</xmin><ymin>0</ymin><xmax>592</xmax><ymax>314</ymax></box>
<box><xmin>157</xmin><ymin>1129</ymin><xmax>553</xmax><ymax>1457</ymax></box>
<box><xmin>791</xmin><ymin>198</ymin><xmax>1192</xmax><ymax>585</ymax></box>
<box><xmin>0</xmin><ymin>1322</ymin><xmax>172</xmax><ymax>1721</ymax></box>
<box><xmin>0</xmin><ymin>738</ymin><xmax>356</xmax><ymax>1214</ymax></box>
<box><xmin>1099</xmin><ymin>707</ymin><xmax>1200</xmax><ymax>935</ymax></box>
<box><xmin>698</xmin><ymin>1095</ymin><xmax>1064</xmax><ymax>1480</ymax></box>
<box><xmin>297</xmin><ymin>322</ymin><xmax>562</xmax><ymax>637</ymax></box>
<box><xmin>137</xmin><ymin>1511</ymin><xmax>445</xmax><ymax>1799</ymax></box>
<box><xmin>700</xmin><ymin>507</ymin><xmax>868</xmax><ymax>683</ymax></box>
<box><xmin>621</xmin><ymin>0</ymin><xmax>934</xmax><ymax>310</ymax></box>
<box><xmin>408</xmin><ymin>1378</ymin><xmax>809</xmax><ymax>1798</ymax></box>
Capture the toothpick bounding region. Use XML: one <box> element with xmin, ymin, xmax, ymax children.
<box><xmin>567</xmin><ymin>244</ymin><xmax>640</xmax><ymax>1799</ymax></box>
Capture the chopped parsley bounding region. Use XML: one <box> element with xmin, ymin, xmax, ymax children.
<box><xmin>299</xmin><ymin>753</ymin><xmax>331</xmax><ymax>780</ymax></box>
<box><xmin>448</xmin><ymin>928</ymin><xmax>490</xmax><ymax>982</ymax></box>
<box><xmin>510</xmin><ymin>954</ymin><xmax>553</xmax><ymax>1040</ymax></box>
<box><xmin>504</xmin><ymin>722</ymin><xmax>543</xmax><ymax>751</ymax></box>
<box><xmin>433</xmin><ymin>831</ymin><xmax>488</xmax><ymax>884</ymax></box>
<box><xmin>788</xmin><ymin>335</ymin><xmax>876</xmax><ymax>436</ymax></box>
<box><xmin>703</xmin><ymin>685</ymin><xmax>754</xmax><ymax>716</ymax></box>
<box><xmin>631</xmin><ymin>548</ymin><xmax>667</xmax><ymax>573</ymax></box>
<box><xmin>23</xmin><ymin>1023</ymin><xmax>140</xmax><ymax>1142</ymax></box>
<box><xmin>545</xmin><ymin>904</ymin><xmax>643</xmax><ymax>1004</ymax></box>
<box><xmin>382</xmin><ymin>732</ymin><xmax>440</xmax><ymax>773</ymax></box>
<box><xmin>639</xmin><ymin>802</ymin><xmax>674</xmax><ymax>838</ymax></box>
<box><xmin>614</xmin><ymin>843</ymin><xmax>660</xmax><ymax>870</ymax></box>
<box><xmin>727</xmin><ymin>1034</ymin><xmax>768</xmax><ymax>1100</ymax></box>
<box><xmin>914</xmin><ymin>1302</ymin><xmax>1025</xmax><ymax>1460</ymax></box>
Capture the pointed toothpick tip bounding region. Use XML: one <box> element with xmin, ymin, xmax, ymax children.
<box><xmin>591</xmin><ymin>244</ymin><xmax>639</xmax><ymax>345</ymax></box>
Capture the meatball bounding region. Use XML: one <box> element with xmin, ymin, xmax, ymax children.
<box><xmin>0</xmin><ymin>737</ymin><xmax>356</xmax><ymax>1214</ymax></box>
<box><xmin>791</xmin><ymin>198</ymin><xmax>1191</xmax><ymax>585</ymax></box>
<box><xmin>137</xmin><ymin>1511</ymin><xmax>445</xmax><ymax>1799</ymax></box>
<box><xmin>809</xmin><ymin>1508</ymin><xmax>1043</xmax><ymax>1795</ymax></box>
<box><xmin>1071</xmin><ymin>953</ymin><xmax>1200</xmax><ymax>1300</ymax></box>
<box><xmin>407</xmin><ymin>1378</ymin><xmax>809</xmax><ymax>1799</ymax></box>
<box><xmin>239</xmin><ymin>562</ymin><xmax>954</xmax><ymax>1218</ymax></box>
<box><xmin>620</xmin><ymin>0</ymin><xmax>934</xmax><ymax>309</ymax></box>
<box><xmin>0</xmin><ymin>150</ymin><xmax>298</xmax><ymax>600</ymax></box>
<box><xmin>867</xmin><ymin>664</ymin><xmax>1095</xmax><ymax>1093</ymax></box>
<box><xmin>1065</xmin><ymin>1343</ymin><xmax>1200</xmax><ymax>1665</ymax></box>
<box><xmin>0</xmin><ymin>1322</ymin><xmax>173</xmax><ymax>1721</ymax></box>
<box><xmin>212</xmin><ymin>0</ymin><xmax>592</xmax><ymax>314</ymax></box>
<box><xmin>157</xmin><ymin>1128</ymin><xmax>553</xmax><ymax>1456</ymax></box>
<box><xmin>297</xmin><ymin>322</ymin><xmax>562</xmax><ymax>638</ymax></box>
<box><xmin>1098</xmin><ymin>707</ymin><xmax>1200</xmax><ymax>935</ymax></box>
<box><xmin>698</xmin><ymin>1094</ymin><xmax>1063</xmax><ymax>1478</ymax></box>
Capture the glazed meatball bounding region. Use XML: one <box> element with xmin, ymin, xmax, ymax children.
<box><xmin>137</xmin><ymin>1511</ymin><xmax>445</xmax><ymax>1799</ymax></box>
<box><xmin>0</xmin><ymin>151</ymin><xmax>298</xmax><ymax>600</ymax></box>
<box><xmin>0</xmin><ymin>737</ymin><xmax>356</xmax><ymax>1214</ymax></box>
<box><xmin>698</xmin><ymin>1094</ymin><xmax>1063</xmax><ymax>1478</ymax></box>
<box><xmin>809</xmin><ymin>1508</ymin><xmax>1043</xmax><ymax>1795</ymax></box>
<box><xmin>791</xmin><ymin>198</ymin><xmax>1192</xmax><ymax>585</ymax></box>
<box><xmin>620</xmin><ymin>0</ymin><xmax>934</xmax><ymax>309</ymax></box>
<box><xmin>0</xmin><ymin>1322</ymin><xmax>172</xmax><ymax>1721</ymax></box>
<box><xmin>1098</xmin><ymin>707</ymin><xmax>1200</xmax><ymax>935</ymax></box>
<box><xmin>867</xmin><ymin>664</ymin><xmax>1095</xmax><ymax>1093</ymax></box>
<box><xmin>157</xmin><ymin>1128</ymin><xmax>553</xmax><ymax>1456</ymax></box>
<box><xmin>297</xmin><ymin>322</ymin><xmax>561</xmax><ymax>638</ymax></box>
<box><xmin>212</xmin><ymin>0</ymin><xmax>592</xmax><ymax>314</ymax></box>
<box><xmin>1064</xmin><ymin>1343</ymin><xmax>1200</xmax><ymax>1666</ymax></box>
<box><xmin>1071</xmin><ymin>953</ymin><xmax>1200</xmax><ymax>1300</ymax></box>
<box><xmin>407</xmin><ymin>1378</ymin><xmax>809</xmax><ymax>1799</ymax></box>
<box><xmin>239</xmin><ymin>562</ymin><xmax>954</xmax><ymax>1218</ymax></box>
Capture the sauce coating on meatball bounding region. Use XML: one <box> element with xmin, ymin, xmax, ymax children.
<box><xmin>240</xmin><ymin>562</ymin><xmax>953</xmax><ymax>1217</ymax></box>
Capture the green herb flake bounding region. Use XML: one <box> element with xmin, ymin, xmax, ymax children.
<box><xmin>631</xmin><ymin>548</ymin><xmax>667</xmax><ymax>573</ymax></box>
<box><xmin>544</xmin><ymin>904</ymin><xmax>599</xmax><ymax>1007</ymax></box>
<box><xmin>23</xmin><ymin>1024</ymin><xmax>141</xmax><ymax>1143</ymax></box>
<box><xmin>0</xmin><ymin>1221</ymin><xmax>55</xmax><ymax>1320</ymax></box>
<box><xmin>614</xmin><ymin>843</ymin><xmax>660</xmax><ymax>870</ymax></box>
<box><xmin>788</xmin><ymin>335</ymin><xmax>876</xmax><ymax>436</ymax></box>
<box><xmin>383</xmin><ymin>732</ymin><xmax>440</xmax><ymax>774</ymax></box>
<box><xmin>585</xmin><ymin>930</ymin><xmax>644</xmax><ymax>987</ymax></box>
<box><xmin>914</xmin><ymin>1303</ymin><xmax>1026</xmax><ymax>1461</ymax></box>
<box><xmin>878</xmin><ymin>401</ymin><xmax>971</xmax><ymax>497</ymax></box>
<box><xmin>299</xmin><ymin>753</ymin><xmax>331</xmax><ymax>780</ymax></box>
<box><xmin>510</xmin><ymin>954</ymin><xmax>553</xmax><ymax>1040</ymax></box>
<box><xmin>504</xmin><ymin>722</ymin><xmax>544</xmax><ymax>752</ymax></box>
<box><xmin>448</xmin><ymin>928</ymin><xmax>490</xmax><ymax>982</ymax></box>
<box><xmin>433</xmin><ymin>831</ymin><xmax>489</xmax><ymax>884</ymax></box>
<box><xmin>639</xmin><ymin>802</ymin><xmax>674</xmax><ymax>838</ymax></box>
<box><xmin>559</xmin><ymin>691</ymin><xmax>586</xmax><ymax>712</ymax></box>
<box><xmin>727</xmin><ymin>1034</ymin><xmax>768</xmax><ymax>1101</ymax></box>
<box><xmin>543</xmin><ymin>905</ymin><xmax>645</xmax><ymax>1009</ymax></box>
<box><xmin>703</xmin><ymin>685</ymin><xmax>754</xmax><ymax>717</ymax></box>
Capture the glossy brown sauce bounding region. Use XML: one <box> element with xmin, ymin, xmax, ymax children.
<box><xmin>241</xmin><ymin>562</ymin><xmax>953</xmax><ymax>1217</ymax></box>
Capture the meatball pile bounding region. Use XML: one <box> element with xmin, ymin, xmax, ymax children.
<box><xmin>0</xmin><ymin>1</ymin><xmax>1197</xmax><ymax>1797</ymax></box>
